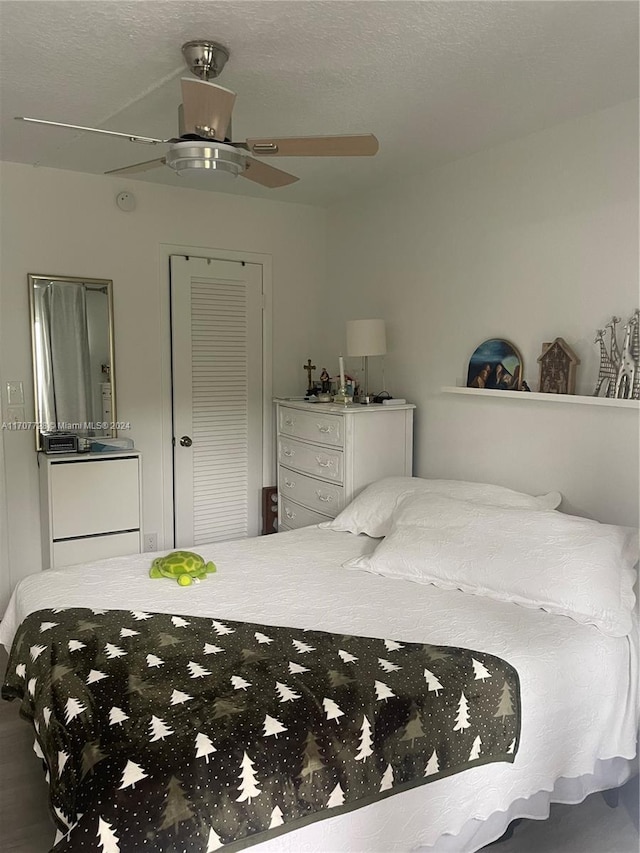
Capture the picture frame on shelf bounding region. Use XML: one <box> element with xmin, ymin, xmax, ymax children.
<box><xmin>466</xmin><ymin>339</ymin><xmax>524</xmax><ymax>391</ymax></box>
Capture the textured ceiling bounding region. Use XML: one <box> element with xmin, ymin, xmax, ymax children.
<box><xmin>0</xmin><ymin>1</ymin><xmax>637</xmax><ymax>206</ymax></box>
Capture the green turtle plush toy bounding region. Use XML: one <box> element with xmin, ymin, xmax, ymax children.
<box><xmin>149</xmin><ymin>551</ymin><xmax>216</xmax><ymax>586</ymax></box>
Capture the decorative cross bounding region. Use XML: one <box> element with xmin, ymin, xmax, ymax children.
<box><xmin>303</xmin><ymin>358</ymin><xmax>316</xmax><ymax>391</ymax></box>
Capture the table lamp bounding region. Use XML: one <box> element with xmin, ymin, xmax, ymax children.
<box><xmin>346</xmin><ymin>319</ymin><xmax>387</xmax><ymax>403</ymax></box>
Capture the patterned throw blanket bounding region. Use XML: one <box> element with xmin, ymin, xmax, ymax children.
<box><xmin>2</xmin><ymin>608</ymin><xmax>520</xmax><ymax>852</ymax></box>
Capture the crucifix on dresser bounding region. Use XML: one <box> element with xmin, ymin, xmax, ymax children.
<box><xmin>304</xmin><ymin>358</ymin><xmax>316</xmax><ymax>393</ymax></box>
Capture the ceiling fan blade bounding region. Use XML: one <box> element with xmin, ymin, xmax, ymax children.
<box><xmin>105</xmin><ymin>157</ymin><xmax>166</xmax><ymax>176</ymax></box>
<box><xmin>245</xmin><ymin>133</ymin><xmax>379</xmax><ymax>157</ymax></box>
<box><xmin>241</xmin><ymin>157</ymin><xmax>298</xmax><ymax>188</ymax></box>
<box><xmin>15</xmin><ymin>116</ymin><xmax>167</xmax><ymax>145</ymax></box>
<box><xmin>180</xmin><ymin>78</ymin><xmax>236</xmax><ymax>140</ymax></box>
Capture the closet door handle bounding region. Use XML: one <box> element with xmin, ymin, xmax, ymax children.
<box><xmin>179</xmin><ymin>435</ymin><xmax>192</xmax><ymax>447</ymax></box>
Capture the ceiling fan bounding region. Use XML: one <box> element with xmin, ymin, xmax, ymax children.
<box><xmin>15</xmin><ymin>40</ymin><xmax>379</xmax><ymax>188</ymax></box>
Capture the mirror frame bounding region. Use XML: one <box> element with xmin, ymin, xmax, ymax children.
<box><xmin>28</xmin><ymin>273</ymin><xmax>117</xmax><ymax>451</ymax></box>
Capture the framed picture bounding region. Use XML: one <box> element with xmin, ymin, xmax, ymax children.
<box><xmin>467</xmin><ymin>339</ymin><xmax>524</xmax><ymax>390</ymax></box>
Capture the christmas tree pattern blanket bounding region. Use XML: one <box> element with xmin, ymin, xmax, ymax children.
<box><xmin>2</xmin><ymin>608</ymin><xmax>520</xmax><ymax>852</ymax></box>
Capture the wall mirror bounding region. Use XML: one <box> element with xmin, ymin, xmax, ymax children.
<box><xmin>28</xmin><ymin>274</ymin><xmax>116</xmax><ymax>451</ymax></box>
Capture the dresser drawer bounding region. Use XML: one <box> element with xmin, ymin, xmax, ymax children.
<box><xmin>280</xmin><ymin>497</ymin><xmax>332</xmax><ymax>530</ymax></box>
<box><xmin>50</xmin><ymin>457</ymin><xmax>140</xmax><ymax>538</ymax></box>
<box><xmin>52</xmin><ymin>530</ymin><xmax>141</xmax><ymax>568</ymax></box>
<box><xmin>278</xmin><ymin>437</ymin><xmax>343</xmax><ymax>483</ymax></box>
<box><xmin>278</xmin><ymin>407</ymin><xmax>344</xmax><ymax>447</ymax></box>
<box><xmin>279</xmin><ymin>466</ymin><xmax>344</xmax><ymax>517</ymax></box>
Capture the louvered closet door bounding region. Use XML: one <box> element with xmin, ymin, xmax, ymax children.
<box><xmin>171</xmin><ymin>255</ymin><xmax>263</xmax><ymax>546</ymax></box>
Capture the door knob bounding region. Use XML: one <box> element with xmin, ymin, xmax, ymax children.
<box><xmin>179</xmin><ymin>435</ymin><xmax>192</xmax><ymax>447</ymax></box>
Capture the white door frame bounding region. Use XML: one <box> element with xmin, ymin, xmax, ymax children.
<box><xmin>0</xmin><ymin>395</ymin><xmax>11</xmax><ymax>613</ymax></box>
<box><xmin>159</xmin><ymin>243</ymin><xmax>273</xmax><ymax>549</ymax></box>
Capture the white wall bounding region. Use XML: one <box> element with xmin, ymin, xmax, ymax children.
<box><xmin>325</xmin><ymin>100</ymin><xmax>639</xmax><ymax>526</ymax></box>
<box><xmin>1</xmin><ymin>99</ymin><xmax>637</xmax><ymax>614</ymax></box>
<box><xmin>0</xmin><ymin>299</ymin><xmax>9</xmax><ymax>610</ymax></box>
<box><xmin>0</xmin><ymin>163</ymin><xmax>327</xmax><ymax>610</ymax></box>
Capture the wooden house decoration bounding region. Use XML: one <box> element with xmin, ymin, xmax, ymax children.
<box><xmin>537</xmin><ymin>338</ymin><xmax>580</xmax><ymax>395</ymax></box>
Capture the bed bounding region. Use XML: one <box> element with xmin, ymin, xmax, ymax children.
<box><xmin>1</xmin><ymin>478</ymin><xmax>638</xmax><ymax>853</ymax></box>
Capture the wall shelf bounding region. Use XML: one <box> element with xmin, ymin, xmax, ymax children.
<box><xmin>441</xmin><ymin>386</ymin><xmax>639</xmax><ymax>409</ymax></box>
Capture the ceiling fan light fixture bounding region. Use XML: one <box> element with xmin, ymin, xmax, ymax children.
<box><xmin>165</xmin><ymin>140</ymin><xmax>246</xmax><ymax>178</ymax></box>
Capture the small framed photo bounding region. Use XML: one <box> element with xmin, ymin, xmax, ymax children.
<box><xmin>467</xmin><ymin>339</ymin><xmax>524</xmax><ymax>390</ymax></box>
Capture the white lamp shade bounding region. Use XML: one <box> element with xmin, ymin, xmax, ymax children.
<box><xmin>346</xmin><ymin>319</ymin><xmax>387</xmax><ymax>357</ymax></box>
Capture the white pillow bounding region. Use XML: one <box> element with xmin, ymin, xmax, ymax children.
<box><xmin>344</xmin><ymin>492</ymin><xmax>638</xmax><ymax>638</ymax></box>
<box><xmin>319</xmin><ymin>476</ymin><xmax>562</xmax><ymax>538</ymax></box>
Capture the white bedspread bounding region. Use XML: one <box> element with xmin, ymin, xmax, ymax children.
<box><xmin>1</xmin><ymin>527</ymin><xmax>637</xmax><ymax>852</ymax></box>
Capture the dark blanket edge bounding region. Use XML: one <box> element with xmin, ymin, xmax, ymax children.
<box><xmin>218</xmin><ymin>751</ymin><xmax>518</xmax><ymax>853</ymax></box>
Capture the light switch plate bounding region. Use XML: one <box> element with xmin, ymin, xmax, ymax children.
<box><xmin>6</xmin><ymin>381</ymin><xmax>24</xmax><ymax>405</ymax></box>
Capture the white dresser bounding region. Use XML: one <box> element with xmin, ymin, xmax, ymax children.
<box><xmin>274</xmin><ymin>399</ymin><xmax>414</xmax><ymax>531</ymax></box>
<box><xmin>39</xmin><ymin>451</ymin><xmax>142</xmax><ymax>569</ymax></box>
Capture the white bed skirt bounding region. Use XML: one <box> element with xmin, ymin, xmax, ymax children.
<box><xmin>421</xmin><ymin>755</ymin><xmax>636</xmax><ymax>852</ymax></box>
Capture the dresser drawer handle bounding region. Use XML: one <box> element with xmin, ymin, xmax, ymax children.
<box><xmin>316</xmin><ymin>491</ymin><xmax>333</xmax><ymax>503</ymax></box>
<box><xmin>284</xmin><ymin>417</ymin><xmax>296</xmax><ymax>427</ymax></box>
<box><xmin>283</xmin><ymin>448</ymin><xmax>295</xmax><ymax>458</ymax></box>
<box><xmin>285</xmin><ymin>508</ymin><xmax>296</xmax><ymax>520</ymax></box>
<box><xmin>315</xmin><ymin>456</ymin><xmax>334</xmax><ymax>469</ymax></box>
<box><xmin>284</xmin><ymin>478</ymin><xmax>295</xmax><ymax>489</ymax></box>
<box><xmin>316</xmin><ymin>424</ymin><xmax>334</xmax><ymax>434</ymax></box>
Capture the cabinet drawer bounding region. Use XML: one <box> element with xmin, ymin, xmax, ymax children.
<box><xmin>52</xmin><ymin>530</ymin><xmax>141</xmax><ymax>568</ymax></box>
<box><xmin>279</xmin><ymin>497</ymin><xmax>332</xmax><ymax>530</ymax></box>
<box><xmin>279</xmin><ymin>407</ymin><xmax>343</xmax><ymax>447</ymax></box>
<box><xmin>278</xmin><ymin>437</ymin><xmax>343</xmax><ymax>483</ymax></box>
<box><xmin>279</xmin><ymin>466</ymin><xmax>344</xmax><ymax>517</ymax></box>
<box><xmin>50</xmin><ymin>457</ymin><xmax>140</xmax><ymax>538</ymax></box>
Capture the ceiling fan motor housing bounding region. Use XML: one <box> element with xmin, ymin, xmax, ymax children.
<box><xmin>182</xmin><ymin>40</ymin><xmax>230</xmax><ymax>80</ymax></box>
<box><xmin>166</xmin><ymin>140</ymin><xmax>247</xmax><ymax>177</ymax></box>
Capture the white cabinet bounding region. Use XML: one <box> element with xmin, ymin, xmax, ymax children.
<box><xmin>39</xmin><ymin>452</ymin><xmax>142</xmax><ymax>568</ymax></box>
<box><xmin>275</xmin><ymin>400</ymin><xmax>414</xmax><ymax>531</ymax></box>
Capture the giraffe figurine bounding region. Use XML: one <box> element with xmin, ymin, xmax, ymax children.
<box><xmin>629</xmin><ymin>309</ymin><xmax>640</xmax><ymax>400</ymax></box>
<box><xmin>614</xmin><ymin>316</ymin><xmax>637</xmax><ymax>399</ymax></box>
<box><xmin>593</xmin><ymin>329</ymin><xmax>618</xmax><ymax>397</ymax></box>
<box><xmin>606</xmin><ymin>317</ymin><xmax>621</xmax><ymax>388</ymax></box>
